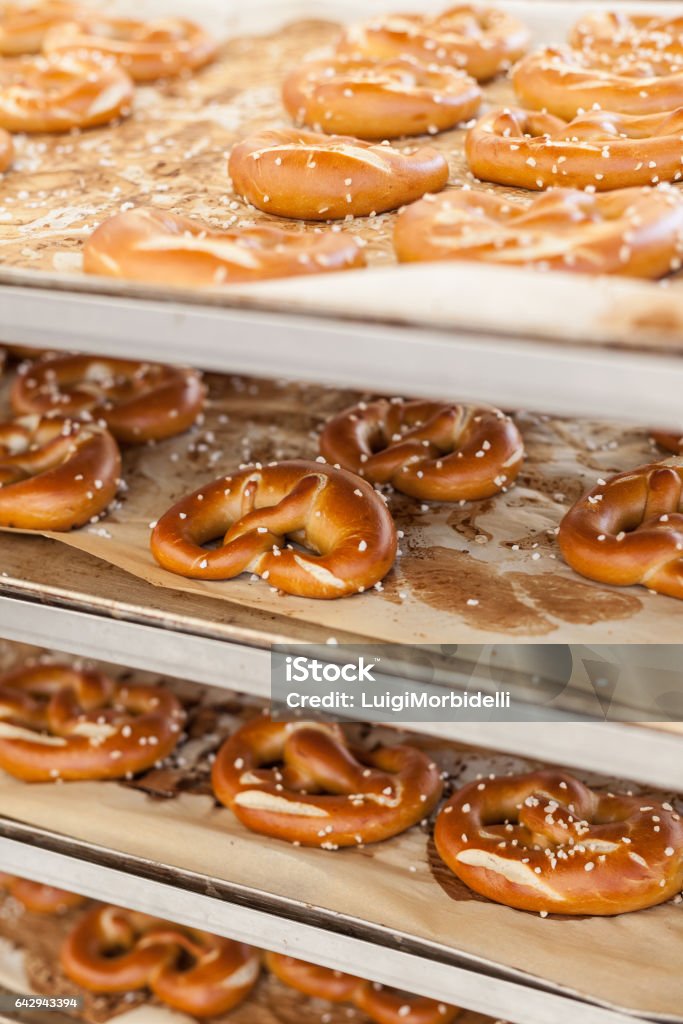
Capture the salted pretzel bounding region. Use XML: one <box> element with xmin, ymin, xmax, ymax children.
<box><xmin>570</xmin><ymin>13</ymin><xmax>683</xmax><ymax>67</ymax></box>
<box><xmin>150</xmin><ymin>460</ymin><xmax>397</xmax><ymax>599</ymax></box>
<box><xmin>338</xmin><ymin>4</ymin><xmax>530</xmax><ymax>83</ymax></box>
<box><xmin>228</xmin><ymin>128</ymin><xmax>449</xmax><ymax>220</ymax></box>
<box><xmin>61</xmin><ymin>905</ymin><xmax>260</xmax><ymax>1017</ymax></box>
<box><xmin>265</xmin><ymin>954</ymin><xmax>457</xmax><ymax>1024</ymax></box>
<box><xmin>12</xmin><ymin>355</ymin><xmax>205</xmax><ymax>445</ymax></box>
<box><xmin>0</xmin><ymin>54</ymin><xmax>133</xmax><ymax>133</ymax></box>
<box><xmin>434</xmin><ymin>770</ymin><xmax>683</xmax><ymax>915</ymax></box>
<box><xmin>43</xmin><ymin>15</ymin><xmax>216</xmax><ymax>82</ymax></box>
<box><xmin>513</xmin><ymin>46</ymin><xmax>683</xmax><ymax>120</ymax></box>
<box><xmin>466</xmin><ymin>106</ymin><xmax>683</xmax><ymax>191</ymax></box>
<box><xmin>211</xmin><ymin>718</ymin><xmax>442</xmax><ymax>847</ymax></box>
<box><xmin>0</xmin><ymin>415</ymin><xmax>120</xmax><ymax>530</ymax></box>
<box><xmin>558</xmin><ymin>457</ymin><xmax>683</xmax><ymax>600</ymax></box>
<box><xmin>393</xmin><ymin>186</ymin><xmax>683</xmax><ymax>278</ymax></box>
<box><xmin>319</xmin><ymin>399</ymin><xmax>524</xmax><ymax>501</ymax></box>
<box><xmin>282</xmin><ymin>57</ymin><xmax>481</xmax><ymax>140</ymax></box>
<box><xmin>0</xmin><ymin>128</ymin><xmax>12</xmax><ymax>171</ymax></box>
<box><xmin>0</xmin><ymin>2</ymin><xmax>80</xmax><ymax>55</ymax></box>
<box><xmin>0</xmin><ymin>874</ymin><xmax>85</xmax><ymax>914</ymax></box>
<box><xmin>652</xmin><ymin>429</ymin><xmax>683</xmax><ymax>455</ymax></box>
<box><xmin>84</xmin><ymin>207</ymin><xmax>365</xmax><ymax>287</ymax></box>
<box><xmin>0</xmin><ymin>662</ymin><xmax>185</xmax><ymax>782</ymax></box>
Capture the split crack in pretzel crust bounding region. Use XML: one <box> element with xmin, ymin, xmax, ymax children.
<box><xmin>211</xmin><ymin>718</ymin><xmax>443</xmax><ymax>847</ymax></box>
<box><xmin>0</xmin><ymin>874</ymin><xmax>85</xmax><ymax>914</ymax></box>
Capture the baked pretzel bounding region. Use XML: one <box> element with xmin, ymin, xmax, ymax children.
<box><xmin>0</xmin><ymin>1</ymin><xmax>79</xmax><ymax>55</ymax></box>
<box><xmin>0</xmin><ymin>874</ymin><xmax>85</xmax><ymax>914</ymax></box>
<box><xmin>282</xmin><ymin>56</ymin><xmax>481</xmax><ymax>140</ymax></box>
<box><xmin>558</xmin><ymin>458</ymin><xmax>683</xmax><ymax>600</ymax></box>
<box><xmin>393</xmin><ymin>186</ymin><xmax>683</xmax><ymax>278</ymax></box>
<box><xmin>0</xmin><ymin>415</ymin><xmax>120</xmax><ymax>530</ymax></box>
<box><xmin>150</xmin><ymin>460</ymin><xmax>397</xmax><ymax>600</ymax></box>
<box><xmin>43</xmin><ymin>15</ymin><xmax>216</xmax><ymax>82</ymax></box>
<box><xmin>12</xmin><ymin>355</ymin><xmax>205</xmax><ymax>444</ymax></box>
<box><xmin>513</xmin><ymin>47</ymin><xmax>683</xmax><ymax>120</ymax></box>
<box><xmin>338</xmin><ymin>4</ymin><xmax>530</xmax><ymax>83</ymax></box>
<box><xmin>0</xmin><ymin>663</ymin><xmax>185</xmax><ymax>782</ymax></box>
<box><xmin>466</xmin><ymin>106</ymin><xmax>683</xmax><ymax>191</ymax></box>
<box><xmin>434</xmin><ymin>770</ymin><xmax>683</xmax><ymax>915</ymax></box>
<box><xmin>265</xmin><ymin>953</ymin><xmax>457</xmax><ymax>1024</ymax></box>
<box><xmin>0</xmin><ymin>127</ymin><xmax>12</xmax><ymax>171</ymax></box>
<box><xmin>228</xmin><ymin>128</ymin><xmax>449</xmax><ymax>220</ymax></box>
<box><xmin>0</xmin><ymin>54</ymin><xmax>133</xmax><ymax>133</ymax></box>
<box><xmin>570</xmin><ymin>12</ymin><xmax>683</xmax><ymax>67</ymax></box>
<box><xmin>211</xmin><ymin>718</ymin><xmax>442</xmax><ymax>847</ymax></box>
<box><xmin>319</xmin><ymin>399</ymin><xmax>524</xmax><ymax>501</ymax></box>
<box><xmin>61</xmin><ymin>905</ymin><xmax>260</xmax><ymax>1017</ymax></box>
<box><xmin>84</xmin><ymin>207</ymin><xmax>366</xmax><ymax>287</ymax></box>
<box><xmin>652</xmin><ymin>429</ymin><xmax>683</xmax><ymax>455</ymax></box>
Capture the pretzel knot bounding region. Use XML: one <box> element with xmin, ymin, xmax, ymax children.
<box><xmin>211</xmin><ymin>718</ymin><xmax>443</xmax><ymax>847</ymax></box>
<box><xmin>0</xmin><ymin>663</ymin><xmax>185</xmax><ymax>782</ymax></box>
<box><xmin>12</xmin><ymin>355</ymin><xmax>205</xmax><ymax>444</ymax></box>
<box><xmin>434</xmin><ymin>770</ymin><xmax>683</xmax><ymax>915</ymax></box>
<box><xmin>150</xmin><ymin>459</ymin><xmax>397</xmax><ymax>599</ymax></box>
<box><xmin>558</xmin><ymin>458</ymin><xmax>683</xmax><ymax>599</ymax></box>
<box><xmin>570</xmin><ymin>13</ymin><xmax>683</xmax><ymax>66</ymax></box>
<box><xmin>0</xmin><ymin>874</ymin><xmax>85</xmax><ymax>914</ymax></box>
<box><xmin>320</xmin><ymin>399</ymin><xmax>524</xmax><ymax>502</ymax></box>
<box><xmin>265</xmin><ymin>953</ymin><xmax>457</xmax><ymax>1024</ymax></box>
<box><xmin>60</xmin><ymin>905</ymin><xmax>260</xmax><ymax>1017</ymax></box>
<box><xmin>0</xmin><ymin>2</ymin><xmax>81</xmax><ymax>55</ymax></box>
<box><xmin>0</xmin><ymin>414</ymin><xmax>120</xmax><ymax>530</ymax></box>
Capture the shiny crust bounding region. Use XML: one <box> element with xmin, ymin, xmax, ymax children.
<box><xmin>84</xmin><ymin>207</ymin><xmax>365</xmax><ymax>286</ymax></box>
<box><xmin>282</xmin><ymin>56</ymin><xmax>481</xmax><ymax>139</ymax></box>
<box><xmin>337</xmin><ymin>4</ymin><xmax>530</xmax><ymax>82</ymax></box>
<box><xmin>0</xmin><ymin>128</ymin><xmax>12</xmax><ymax>171</ymax></box>
<box><xmin>558</xmin><ymin>457</ymin><xmax>683</xmax><ymax>599</ymax></box>
<box><xmin>60</xmin><ymin>905</ymin><xmax>260</xmax><ymax>1017</ymax></box>
<box><xmin>12</xmin><ymin>354</ymin><xmax>206</xmax><ymax>444</ymax></box>
<box><xmin>150</xmin><ymin>459</ymin><xmax>397</xmax><ymax>599</ymax></box>
<box><xmin>0</xmin><ymin>1</ymin><xmax>79</xmax><ymax>55</ymax></box>
<box><xmin>570</xmin><ymin>12</ymin><xmax>683</xmax><ymax>65</ymax></box>
<box><xmin>393</xmin><ymin>186</ymin><xmax>683</xmax><ymax>278</ymax></box>
<box><xmin>0</xmin><ymin>874</ymin><xmax>85</xmax><ymax>914</ymax></box>
<box><xmin>319</xmin><ymin>398</ymin><xmax>524</xmax><ymax>501</ymax></box>
<box><xmin>652</xmin><ymin>430</ymin><xmax>683</xmax><ymax>455</ymax></box>
<box><xmin>466</xmin><ymin>106</ymin><xmax>683</xmax><ymax>191</ymax></box>
<box><xmin>211</xmin><ymin>718</ymin><xmax>443</xmax><ymax>847</ymax></box>
<box><xmin>0</xmin><ymin>663</ymin><xmax>185</xmax><ymax>782</ymax></box>
<box><xmin>0</xmin><ymin>415</ymin><xmax>120</xmax><ymax>530</ymax></box>
<box><xmin>434</xmin><ymin>770</ymin><xmax>683</xmax><ymax>915</ymax></box>
<box><xmin>228</xmin><ymin>128</ymin><xmax>449</xmax><ymax>220</ymax></box>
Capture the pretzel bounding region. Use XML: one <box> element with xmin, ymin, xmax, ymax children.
<box><xmin>513</xmin><ymin>46</ymin><xmax>683</xmax><ymax>120</ymax></box>
<box><xmin>0</xmin><ymin>415</ymin><xmax>120</xmax><ymax>530</ymax></box>
<box><xmin>228</xmin><ymin>128</ymin><xmax>449</xmax><ymax>220</ymax></box>
<box><xmin>282</xmin><ymin>56</ymin><xmax>481</xmax><ymax>140</ymax></box>
<box><xmin>265</xmin><ymin>954</ymin><xmax>457</xmax><ymax>1024</ymax></box>
<box><xmin>319</xmin><ymin>399</ymin><xmax>524</xmax><ymax>501</ymax></box>
<box><xmin>466</xmin><ymin>106</ymin><xmax>683</xmax><ymax>191</ymax></box>
<box><xmin>84</xmin><ymin>207</ymin><xmax>366</xmax><ymax>287</ymax></box>
<box><xmin>43</xmin><ymin>15</ymin><xmax>216</xmax><ymax>82</ymax></box>
<box><xmin>435</xmin><ymin>770</ymin><xmax>683</xmax><ymax>915</ymax></box>
<box><xmin>0</xmin><ymin>1</ymin><xmax>79</xmax><ymax>55</ymax></box>
<box><xmin>570</xmin><ymin>13</ymin><xmax>683</xmax><ymax>68</ymax></box>
<box><xmin>0</xmin><ymin>128</ymin><xmax>12</xmax><ymax>171</ymax></box>
<box><xmin>12</xmin><ymin>355</ymin><xmax>205</xmax><ymax>444</ymax></box>
<box><xmin>150</xmin><ymin>460</ymin><xmax>397</xmax><ymax>599</ymax></box>
<box><xmin>211</xmin><ymin>718</ymin><xmax>442</xmax><ymax>847</ymax></box>
<box><xmin>393</xmin><ymin>186</ymin><xmax>683</xmax><ymax>278</ymax></box>
<box><xmin>557</xmin><ymin>457</ymin><xmax>683</xmax><ymax>600</ymax></box>
<box><xmin>61</xmin><ymin>905</ymin><xmax>260</xmax><ymax>1017</ymax></box>
<box><xmin>0</xmin><ymin>874</ymin><xmax>85</xmax><ymax>914</ymax></box>
<box><xmin>0</xmin><ymin>663</ymin><xmax>185</xmax><ymax>782</ymax></box>
<box><xmin>338</xmin><ymin>4</ymin><xmax>530</xmax><ymax>83</ymax></box>
<box><xmin>652</xmin><ymin>429</ymin><xmax>683</xmax><ymax>455</ymax></box>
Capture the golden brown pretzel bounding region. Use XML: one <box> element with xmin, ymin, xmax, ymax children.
<box><xmin>0</xmin><ymin>54</ymin><xmax>133</xmax><ymax>133</ymax></box>
<box><xmin>282</xmin><ymin>56</ymin><xmax>481</xmax><ymax>139</ymax></box>
<box><xmin>0</xmin><ymin>128</ymin><xmax>12</xmax><ymax>171</ymax></box>
<box><xmin>0</xmin><ymin>874</ymin><xmax>85</xmax><ymax>914</ymax></box>
<box><xmin>513</xmin><ymin>46</ymin><xmax>683</xmax><ymax>119</ymax></box>
<box><xmin>338</xmin><ymin>4</ymin><xmax>530</xmax><ymax>82</ymax></box>
<box><xmin>150</xmin><ymin>459</ymin><xmax>397</xmax><ymax>599</ymax></box>
<box><xmin>43</xmin><ymin>15</ymin><xmax>216</xmax><ymax>81</ymax></box>
<box><xmin>0</xmin><ymin>415</ymin><xmax>120</xmax><ymax>530</ymax></box>
<box><xmin>434</xmin><ymin>770</ymin><xmax>683</xmax><ymax>915</ymax></box>
<box><xmin>393</xmin><ymin>186</ymin><xmax>683</xmax><ymax>278</ymax></box>
<box><xmin>319</xmin><ymin>398</ymin><xmax>524</xmax><ymax>501</ymax></box>
<box><xmin>84</xmin><ymin>207</ymin><xmax>365</xmax><ymax>287</ymax></box>
<box><xmin>652</xmin><ymin>429</ymin><xmax>683</xmax><ymax>455</ymax></box>
<box><xmin>12</xmin><ymin>355</ymin><xmax>205</xmax><ymax>444</ymax></box>
<box><xmin>466</xmin><ymin>106</ymin><xmax>683</xmax><ymax>191</ymax></box>
<box><xmin>0</xmin><ymin>1</ymin><xmax>80</xmax><ymax>55</ymax></box>
<box><xmin>0</xmin><ymin>663</ymin><xmax>185</xmax><ymax>782</ymax></box>
<box><xmin>61</xmin><ymin>905</ymin><xmax>260</xmax><ymax>1017</ymax></box>
<box><xmin>228</xmin><ymin>128</ymin><xmax>449</xmax><ymax>220</ymax></box>
<box><xmin>212</xmin><ymin>718</ymin><xmax>442</xmax><ymax>847</ymax></box>
<box><xmin>557</xmin><ymin>458</ymin><xmax>683</xmax><ymax>600</ymax></box>
<box><xmin>570</xmin><ymin>12</ymin><xmax>683</xmax><ymax>66</ymax></box>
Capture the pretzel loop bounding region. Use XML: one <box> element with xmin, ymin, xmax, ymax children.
<box><xmin>0</xmin><ymin>874</ymin><xmax>85</xmax><ymax>914</ymax></box>
<box><xmin>0</xmin><ymin>2</ymin><xmax>81</xmax><ymax>55</ymax></box>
